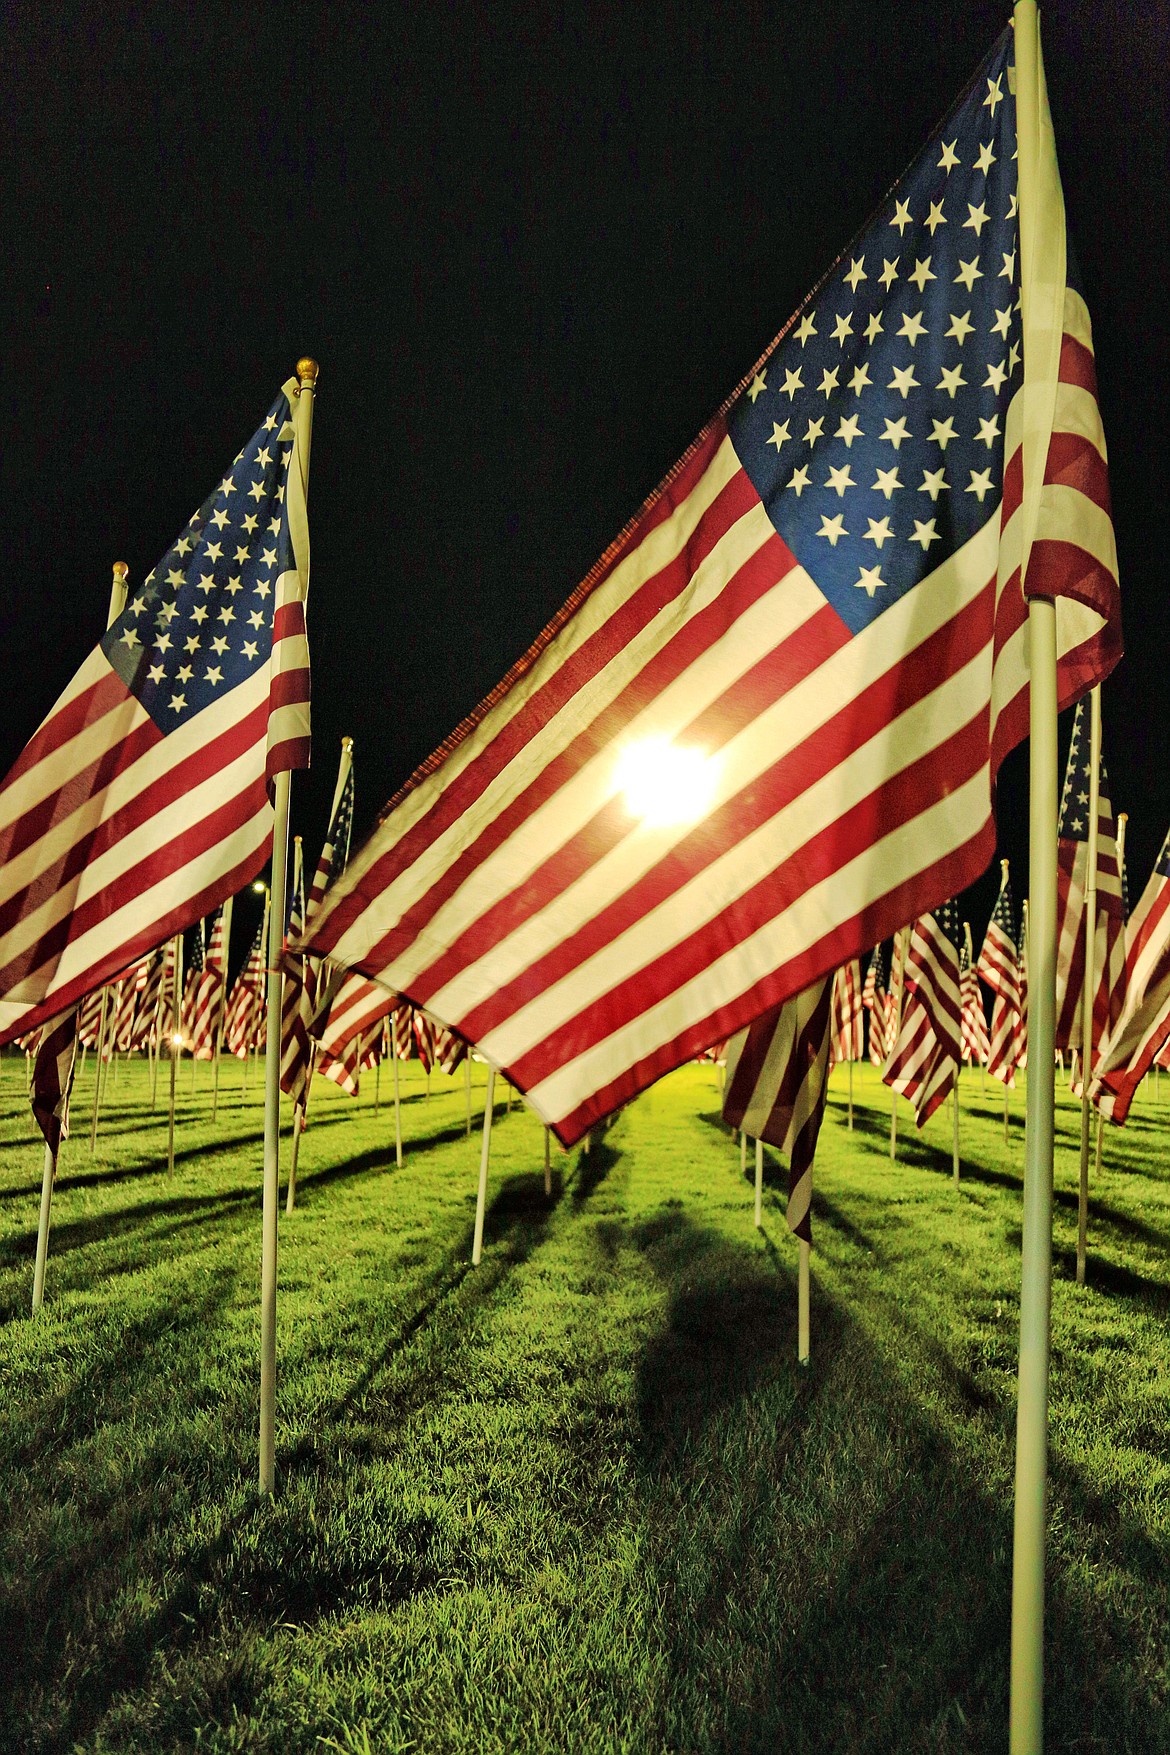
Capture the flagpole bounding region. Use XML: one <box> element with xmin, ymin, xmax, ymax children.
<box><xmin>393</xmin><ymin>1050</ymin><xmax>403</xmax><ymax>1165</ymax></box>
<box><xmin>211</xmin><ymin>895</ymin><xmax>234</xmax><ymax>1120</ymax></box>
<box><xmin>1011</xmin><ymin>5</ymin><xmax>1064</xmax><ymax>1745</ymax></box>
<box><xmin>544</xmin><ymin>1126</ymin><xmax>552</xmax><ymax>1198</ymax></box>
<box><xmin>797</xmin><ymin>1237</ymin><xmax>811</xmax><ymax>1366</ymax></box>
<box><xmin>258</xmin><ymin>356</ymin><xmax>317</xmax><ymax>1498</ymax></box>
<box><xmin>1076</xmin><ymin>685</ymin><xmax>1102</xmax><ymax>1286</ymax></box>
<box><xmin>740</xmin><ymin>1127</ymin><xmax>747</xmax><ymax>1180</ymax></box>
<box><xmin>472</xmin><ymin>1066</ymin><xmax>496</xmax><ymax>1266</ymax></box>
<box><xmin>754</xmin><ymin>1137</ymin><xmax>764</xmax><ymax>1229</ymax></box>
<box><xmin>88</xmin><ymin>988</ymin><xmax>108</xmax><ymax>1154</ymax></box>
<box><xmin>847</xmin><ymin>1056</ymin><xmax>854</xmax><ymax>1130</ymax></box>
<box><xmin>167</xmin><ymin>933</ymin><xmax>183</xmax><ymax>1177</ymax></box>
<box><xmin>951</xmin><ymin>1082</ymin><xmax>960</xmax><ymax>1187</ymax></box>
<box><xmin>889</xmin><ymin>929</ymin><xmax>906</xmax><ymax>1160</ymax></box>
<box><xmin>31</xmin><ymin>1143</ymin><xmax>56</xmax><ymax>1314</ymax></box>
<box><xmin>464</xmin><ymin>1054</ymin><xmax>472</xmax><ymax>1136</ymax></box>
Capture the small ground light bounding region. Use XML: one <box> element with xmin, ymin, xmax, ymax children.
<box><xmin>615</xmin><ymin>737</ymin><xmax>720</xmax><ymax>829</ymax></box>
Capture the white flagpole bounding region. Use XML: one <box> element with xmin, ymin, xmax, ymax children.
<box><xmin>393</xmin><ymin>1051</ymin><xmax>403</xmax><ymax>1166</ymax></box>
<box><xmin>167</xmin><ymin>933</ymin><xmax>183</xmax><ymax>1177</ymax></box>
<box><xmin>951</xmin><ymin>1081</ymin><xmax>961</xmax><ymax>1188</ymax></box>
<box><xmin>797</xmin><ymin>1237</ymin><xmax>811</xmax><ymax>1366</ymax></box>
<box><xmin>847</xmin><ymin>1057</ymin><xmax>854</xmax><ymax>1130</ymax></box>
<box><xmin>258</xmin><ymin>356</ymin><xmax>317</xmax><ymax>1498</ymax></box>
<box><xmin>472</xmin><ymin>1066</ymin><xmax>496</xmax><ymax>1266</ymax></box>
<box><xmin>740</xmin><ymin>1127</ymin><xmax>747</xmax><ymax>1180</ymax></box>
<box><xmin>1075</xmin><ymin>685</ymin><xmax>1102</xmax><ymax>1285</ymax></box>
<box><xmin>211</xmin><ymin>894</ymin><xmax>234</xmax><ymax>1121</ymax></box>
<box><xmin>31</xmin><ymin>1143</ymin><xmax>56</xmax><ymax>1314</ymax></box>
<box><xmin>754</xmin><ymin>1137</ymin><xmax>764</xmax><ymax>1229</ymax></box>
<box><xmin>889</xmin><ymin>928</ymin><xmax>906</xmax><ymax>1160</ymax></box>
<box><xmin>1011</xmin><ymin>5</ymin><xmax>1065</xmax><ymax>1744</ymax></box>
<box><xmin>88</xmin><ymin>988</ymin><xmax>109</xmax><ymax>1154</ymax></box>
<box><xmin>464</xmin><ymin>1054</ymin><xmax>472</xmax><ymax>1136</ymax></box>
<box><xmin>544</xmin><ymin>1126</ymin><xmax>552</xmax><ymax>1198</ymax></box>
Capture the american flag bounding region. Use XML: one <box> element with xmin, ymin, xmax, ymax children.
<box><xmin>281</xmin><ymin>754</ymin><xmax>355</xmax><ymax>1108</ymax></box>
<box><xmin>31</xmin><ymin>1006</ymin><xmax>80</xmax><ymax>1157</ymax></box>
<box><xmin>225</xmin><ymin>922</ymin><xmax>266</xmax><ymax>1057</ymax></box>
<box><xmin>112</xmin><ymin>965</ymin><xmax>148</xmax><ymax>1052</ymax></box>
<box><xmin>722</xmin><ymin>978</ymin><xmax>833</xmax><ymax>1242</ymax></box>
<box><xmin>977</xmin><ymin>864</ymin><xmax>1023</xmax><ymax>1087</ymax></box>
<box><xmin>412</xmin><ymin>1010</ymin><xmax>437</xmax><ymax>1073</ymax></box>
<box><xmin>297</xmin><ymin>31</ymin><xmax>1118</xmax><ymax>1147</ymax></box>
<box><xmin>882</xmin><ymin>901</ymin><xmax>962</xmax><ymax>1124</ymax></box>
<box><xmin>1092</xmin><ymin>828</ymin><xmax>1170</xmax><ymax>1123</ymax></box>
<box><xmin>132</xmin><ymin>943</ymin><xmax>168</xmax><ymax>1050</ymax></box>
<box><xmin>830</xmin><ymin>959</ymin><xmax>865</xmax><ymax>1064</ymax></box>
<box><xmin>180</xmin><ymin>922</ymin><xmax>205</xmax><ymax>1042</ymax></box>
<box><xmin>188</xmin><ymin>906</ymin><xmax>228</xmax><ymax>1060</ymax></box>
<box><xmin>960</xmin><ymin>931</ymin><xmax>991</xmax><ymax>1064</ymax></box>
<box><xmin>0</xmin><ymin>378</ymin><xmax>311</xmax><ymax>1047</ymax></box>
<box><xmin>435</xmin><ymin>1022</ymin><xmax>469</xmax><ymax>1075</ymax></box>
<box><xmin>391</xmin><ymin>1002</ymin><xmax>414</xmax><ymax>1062</ymax></box>
<box><xmin>1053</xmin><ymin>697</ymin><xmax>1125</xmax><ymax>1059</ymax></box>
<box><xmin>863</xmin><ymin>946</ymin><xmax>888</xmax><ymax>1065</ymax></box>
<box><xmin>77</xmin><ymin>985</ymin><xmax>105</xmax><ymax>1051</ymax></box>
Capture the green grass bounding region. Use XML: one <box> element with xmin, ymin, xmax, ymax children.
<box><xmin>1</xmin><ymin>1047</ymin><xmax>1168</xmax><ymax>1753</ymax></box>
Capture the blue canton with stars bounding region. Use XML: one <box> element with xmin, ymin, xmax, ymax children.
<box><xmin>102</xmin><ymin>390</ymin><xmax>297</xmax><ymax>731</ymax></box>
<box><xmin>728</xmin><ymin>30</ymin><xmax>1020</xmax><ymax>634</ymax></box>
<box><xmin>1058</xmin><ymin>698</ymin><xmax>1113</xmax><ymax>844</ymax></box>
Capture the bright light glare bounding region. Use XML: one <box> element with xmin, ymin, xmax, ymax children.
<box><xmin>252</xmin><ymin>881</ymin><xmax>267</xmax><ymax>895</ymax></box>
<box><xmin>171</xmin><ymin>1033</ymin><xmax>184</xmax><ymax>1047</ymax></box>
<box><xmin>615</xmin><ymin>738</ymin><xmax>720</xmax><ymax>828</ymax></box>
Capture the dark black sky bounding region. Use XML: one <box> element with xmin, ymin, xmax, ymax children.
<box><xmin>3</xmin><ymin>1</ymin><xmax>1167</xmax><ymax>954</ymax></box>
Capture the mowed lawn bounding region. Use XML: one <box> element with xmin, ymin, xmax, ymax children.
<box><xmin>1</xmin><ymin>1048</ymin><xmax>1168</xmax><ymax>1754</ymax></box>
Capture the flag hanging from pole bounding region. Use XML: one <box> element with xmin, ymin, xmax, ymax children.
<box><xmin>882</xmin><ymin>901</ymin><xmax>962</xmax><ymax>1125</ymax></box>
<box><xmin>298</xmin><ymin>28</ymin><xmax>1118</xmax><ymax>1147</ymax></box>
<box><xmin>977</xmin><ymin>865</ymin><xmax>1023</xmax><ymax>1087</ymax></box>
<box><xmin>830</xmin><ymin>959</ymin><xmax>865</xmax><ymax>1064</ymax></box>
<box><xmin>722</xmin><ymin>979</ymin><xmax>833</xmax><ymax>1242</ymax></box>
<box><xmin>225</xmin><ymin>923</ymin><xmax>266</xmax><ymax>1058</ymax></box>
<box><xmin>189</xmin><ymin>907</ymin><xmax>228</xmax><ymax>1060</ymax></box>
<box><xmin>960</xmin><ymin>932</ymin><xmax>991</xmax><ymax>1065</ymax></box>
<box><xmin>1092</xmin><ymin>829</ymin><xmax>1170</xmax><ymax>1123</ymax></box>
<box><xmin>863</xmin><ymin>946</ymin><xmax>889</xmax><ymax>1066</ymax></box>
<box><xmin>282</xmin><ymin>757</ymin><xmax>355</xmax><ymax>1109</ymax></box>
<box><xmin>31</xmin><ymin>1007</ymin><xmax>80</xmax><ymax>1157</ymax></box>
<box><xmin>0</xmin><ymin>380</ymin><xmax>311</xmax><ymax>1047</ymax></box>
<box><xmin>1053</xmin><ymin>697</ymin><xmax>1124</xmax><ymax>1056</ymax></box>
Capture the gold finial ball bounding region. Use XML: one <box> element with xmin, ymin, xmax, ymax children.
<box><xmin>341</xmin><ymin>735</ymin><xmax>354</xmax><ymax>752</ymax></box>
<box><xmin>113</xmin><ymin>560</ymin><xmax>130</xmax><ymax>578</ymax></box>
<box><xmin>297</xmin><ymin>357</ymin><xmax>319</xmax><ymax>385</ymax></box>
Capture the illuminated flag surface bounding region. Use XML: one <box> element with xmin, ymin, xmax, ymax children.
<box><xmin>1093</xmin><ymin>829</ymin><xmax>1170</xmax><ymax>1122</ymax></box>
<box><xmin>0</xmin><ymin>380</ymin><xmax>311</xmax><ymax>1046</ymax></box>
<box><xmin>299</xmin><ymin>31</ymin><xmax>1118</xmax><ymax>1145</ymax></box>
<box><xmin>1053</xmin><ymin>697</ymin><xmax>1124</xmax><ymax>1056</ymax></box>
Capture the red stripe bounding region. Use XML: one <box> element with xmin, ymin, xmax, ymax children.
<box><xmin>1043</xmin><ymin>430</ymin><xmax>1111</xmax><ymax>512</ymax></box>
<box><xmin>1059</xmin><ymin>332</ymin><xmax>1098</xmax><ymax>397</ymax></box>
<box><xmin>0</xmin><ymin>670</ymin><xmax>128</xmax><ymax>794</ymax></box>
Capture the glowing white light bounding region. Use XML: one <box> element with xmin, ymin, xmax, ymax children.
<box><xmin>616</xmin><ymin>737</ymin><xmax>720</xmax><ymax>828</ymax></box>
<box><xmin>171</xmin><ymin>1032</ymin><xmax>184</xmax><ymax>1048</ymax></box>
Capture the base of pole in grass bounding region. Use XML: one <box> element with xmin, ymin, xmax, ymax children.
<box><xmin>393</xmin><ymin>1055</ymin><xmax>403</xmax><ymax>1168</ymax></box>
<box><xmin>797</xmin><ymin>1239</ymin><xmax>810</xmax><ymax>1365</ymax></box>
<box><xmin>847</xmin><ymin>1058</ymin><xmax>854</xmax><ymax>1131</ymax></box>
<box><xmin>465</xmin><ymin>1056</ymin><xmax>472</xmax><ymax>1137</ymax></box>
<box><xmin>754</xmin><ymin>1138</ymin><xmax>763</xmax><ymax>1229</ymax></box>
<box><xmin>952</xmin><ymin>1086</ymin><xmax>961</xmax><ymax>1188</ymax></box>
<box><xmin>31</xmin><ymin>1142</ymin><xmax>55</xmax><ymax>1315</ymax></box>
<box><xmin>473</xmin><ymin>1068</ymin><xmax>496</xmax><ymax>1266</ymax></box>
<box><xmin>740</xmin><ymin>1128</ymin><xmax>747</xmax><ymax>1179</ymax></box>
<box><xmin>544</xmin><ymin>1126</ymin><xmax>552</xmax><ymax>1198</ymax></box>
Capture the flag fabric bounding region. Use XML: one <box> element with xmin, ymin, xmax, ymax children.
<box><xmin>298</xmin><ymin>30</ymin><xmax>1118</xmax><ymax>1147</ymax></box>
<box><xmin>960</xmin><ymin>934</ymin><xmax>991</xmax><ymax>1064</ymax></box>
<box><xmin>435</xmin><ymin>1021</ymin><xmax>469</xmax><ymax>1075</ymax></box>
<box><xmin>111</xmin><ymin>969</ymin><xmax>146</xmax><ymax>1053</ymax></box>
<box><xmin>188</xmin><ymin>907</ymin><xmax>228</xmax><ymax>1060</ymax></box>
<box><xmin>1092</xmin><ymin>829</ymin><xmax>1170</xmax><ymax>1123</ymax></box>
<box><xmin>281</xmin><ymin>761</ymin><xmax>356</xmax><ymax>1109</ymax></box>
<box><xmin>722</xmin><ymin>978</ymin><xmax>833</xmax><ymax>1242</ymax></box>
<box><xmin>180</xmin><ymin>923</ymin><xmax>206</xmax><ymax>1042</ymax></box>
<box><xmin>309</xmin><ymin>970</ymin><xmax>399</xmax><ymax>1067</ymax></box>
<box><xmin>77</xmin><ymin>985</ymin><xmax>106</xmax><ymax>1050</ymax></box>
<box><xmin>0</xmin><ymin>381</ymin><xmax>311</xmax><ymax>1047</ymax></box>
<box><xmin>862</xmin><ymin>946</ymin><xmax>888</xmax><ymax>1064</ymax></box>
<box><xmin>830</xmin><ymin>959</ymin><xmax>865</xmax><ymax>1064</ymax></box>
<box><xmin>1053</xmin><ymin>698</ymin><xmax>1125</xmax><ymax>1058</ymax></box>
<box><xmin>412</xmin><ymin>1011</ymin><xmax>437</xmax><ymax>1073</ymax></box>
<box><xmin>131</xmin><ymin>944</ymin><xmax>168</xmax><ymax>1049</ymax></box>
<box><xmin>225</xmin><ymin>923</ymin><xmax>265</xmax><ymax>1058</ymax></box>
<box><xmin>391</xmin><ymin>1002</ymin><xmax>414</xmax><ymax>1062</ymax></box>
<box><xmin>1015</xmin><ymin>908</ymin><xmax>1029</xmax><ymax>1073</ymax></box>
<box><xmin>977</xmin><ymin>867</ymin><xmax>1023</xmax><ymax>1087</ymax></box>
<box><xmin>882</xmin><ymin>902</ymin><xmax>962</xmax><ymax>1125</ymax></box>
<box><xmin>319</xmin><ymin>1037</ymin><xmax>361</xmax><ymax>1097</ymax></box>
<box><xmin>31</xmin><ymin>1007</ymin><xmax>80</xmax><ymax>1157</ymax></box>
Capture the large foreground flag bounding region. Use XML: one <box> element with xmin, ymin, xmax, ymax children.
<box><xmin>1092</xmin><ymin>829</ymin><xmax>1170</xmax><ymax>1122</ymax></box>
<box><xmin>298</xmin><ymin>29</ymin><xmax>1119</xmax><ymax>1146</ymax></box>
<box><xmin>722</xmin><ymin>979</ymin><xmax>833</xmax><ymax>1242</ymax></box>
<box><xmin>0</xmin><ymin>380</ymin><xmax>312</xmax><ymax>1046</ymax></box>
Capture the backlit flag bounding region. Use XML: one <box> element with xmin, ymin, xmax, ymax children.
<box><xmin>882</xmin><ymin>901</ymin><xmax>962</xmax><ymax>1125</ymax></box>
<box><xmin>862</xmin><ymin>947</ymin><xmax>888</xmax><ymax>1064</ymax></box>
<box><xmin>0</xmin><ymin>380</ymin><xmax>311</xmax><ymax>1046</ymax></box>
<box><xmin>978</xmin><ymin>865</ymin><xmax>1023</xmax><ymax>1086</ymax></box>
<box><xmin>436</xmin><ymin>1022</ymin><xmax>469</xmax><ymax>1075</ymax></box>
<box><xmin>1053</xmin><ymin>697</ymin><xmax>1124</xmax><ymax>1057</ymax></box>
<box><xmin>180</xmin><ymin>923</ymin><xmax>205</xmax><ymax>1042</ymax></box>
<box><xmin>722</xmin><ymin>979</ymin><xmax>833</xmax><ymax>1242</ymax></box>
<box><xmin>298</xmin><ymin>30</ymin><xmax>1118</xmax><ymax>1146</ymax></box>
<box><xmin>830</xmin><ymin>959</ymin><xmax>865</xmax><ymax>1064</ymax></box>
<box><xmin>131</xmin><ymin>944</ymin><xmax>167</xmax><ymax>1050</ymax></box>
<box><xmin>225</xmin><ymin>924</ymin><xmax>265</xmax><ymax>1058</ymax></box>
<box><xmin>960</xmin><ymin>934</ymin><xmax>991</xmax><ymax>1064</ymax></box>
<box><xmin>31</xmin><ymin>1007</ymin><xmax>80</xmax><ymax>1157</ymax></box>
<box><xmin>77</xmin><ymin>985</ymin><xmax>105</xmax><ymax>1051</ymax></box>
<box><xmin>1092</xmin><ymin>829</ymin><xmax>1170</xmax><ymax>1122</ymax></box>
<box><xmin>189</xmin><ymin>907</ymin><xmax>228</xmax><ymax>1060</ymax></box>
<box><xmin>282</xmin><ymin>762</ymin><xmax>356</xmax><ymax>1109</ymax></box>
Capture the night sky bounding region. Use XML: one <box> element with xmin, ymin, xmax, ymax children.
<box><xmin>4</xmin><ymin>2</ymin><xmax>1167</xmax><ymax>960</ymax></box>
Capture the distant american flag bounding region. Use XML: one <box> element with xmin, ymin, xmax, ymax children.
<box><xmin>977</xmin><ymin>865</ymin><xmax>1023</xmax><ymax>1087</ymax></box>
<box><xmin>282</xmin><ymin>756</ymin><xmax>355</xmax><ymax>1109</ymax></box>
<box><xmin>830</xmin><ymin>959</ymin><xmax>865</xmax><ymax>1064</ymax></box>
<box><xmin>31</xmin><ymin>1007</ymin><xmax>80</xmax><ymax>1157</ymax></box>
<box><xmin>882</xmin><ymin>901</ymin><xmax>962</xmax><ymax>1125</ymax></box>
<box><xmin>723</xmin><ymin>979</ymin><xmax>833</xmax><ymax>1242</ymax></box>
<box><xmin>189</xmin><ymin>907</ymin><xmax>227</xmax><ymax>1060</ymax></box>
<box><xmin>1054</xmin><ymin>697</ymin><xmax>1124</xmax><ymax>1058</ymax></box>
<box><xmin>863</xmin><ymin>946</ymin><xmax>888</xmax><ymax>1066</ymax></box>
<box><xmin>960</xmin><ymin>934</ymin><xmax>991</xmax><ymax>1065</ymax></box>
<box><xmin>1093</xmin><ymin>829</ymin><xmax>1170</xmax><ymax>1122</ymax></box>
<box><xmin>0</xmin><ymin>378</ymin><xmax>311</xmax><ymax>1046</ymax></box>
<box><xmin>299</xmin><ymin>30</ymin><xmax>1118</xmax><ymax>1147</ymax></box>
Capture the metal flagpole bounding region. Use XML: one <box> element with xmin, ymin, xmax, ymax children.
<box><xmin>544</xmin><ymin>1126</ymin><xmax>552</xmax><ymax>1198</ymax></box>
<box><xmin>211</xmin><ymin>895</ymin><xmax>234</xmax><ymax>1120</ymax></box>
<box><xmin>847</xmin><ymin>1057</ymin><xmax>854</xmax><ymax>1130</ymax></box>
<box><xmin>464</xmin><ymin>1054</ymin><xmax>472</xmax><ymax>1136</ymax></box>
<box><xmin>889</xmin><ymin>928</ymin><xmax>906</xmax><ymax>1160</ymax></box>
<box><xmin>393</xmin><ymin>1051</ymin><xmax>403</xmax><ymax>1166</ymax></box>
<box><xmin>754</xmin><ymin>1138</ymin><xmax>764</xmax><ymax>1229</ymax></box>
<box><xmin>1076</xmin><ymin>685</ymin><xmax>1102</xmax><ymax>1286</ymax></box>
<box><xmin>258</xmin><ymin>357</ymin><xmax>317</xmax><ymax>1498</ymax></box>
<box><xmin>951</xmin><ymin>1083</ymin><xmax>960</xmax><ymax>1188</ymax></box>
<box><xmin>31</xmin><ymin>1144</ymin><xmax>56</xmax><ymax>1314</ymax></box>
<box><xmin>797</xmin><ymin>1238</ymin><xmax>811</xmax><ymax>1366</ymax></box>
<box><xmin>88</xmin><ymin>988</ymin><xmax>108</xmax><ymax>1154</ymax></box>
<box><xmin>1010</xmin><ymin>5</ymin><xmax>1065</xmax><ymax>1745</ymax></box>
<box><xmin>167</xmin><ymin>933</ymin><xmax>183</xmax><ymax>1176</ymax></box>
<box><xmin>472</xmin><ymin>1066</ymin><xmax>496</xmax><ymax>1265</ymax></box>
<box><xmin>740</xmin><ymin>1127</ymin><xmax>747</xmax><ymax>1180</ymax></box>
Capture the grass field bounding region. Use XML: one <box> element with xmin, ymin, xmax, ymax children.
<box><xmin>1</xmin><ymin>1047</ymin><xmax>1168</xmax><ymax>1754</ymax></box>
